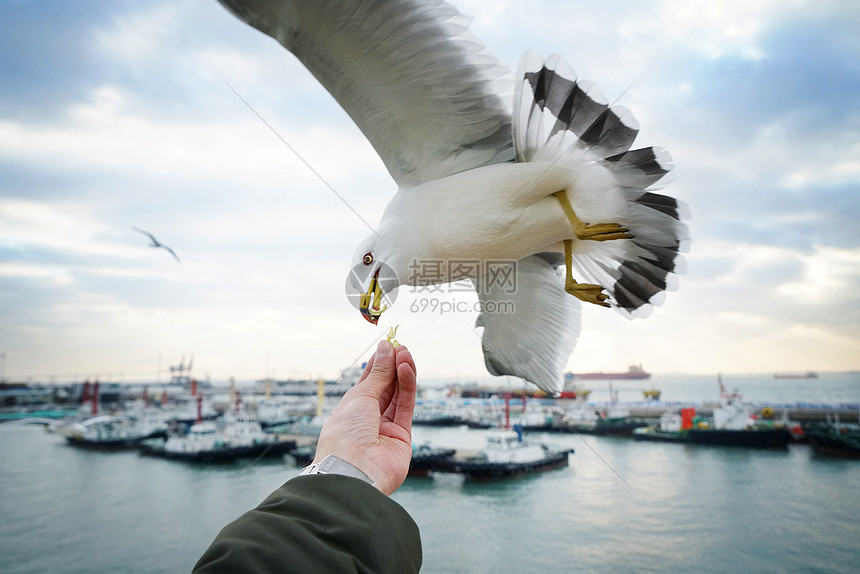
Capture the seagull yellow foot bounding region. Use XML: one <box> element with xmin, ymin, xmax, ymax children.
<box><xmin>563</xmin><ymin>239</ymin><xmax>611</xmax><ymax>308</ymax></box>
<box><xmin>566</xmin><ymin>278</ymin><xmax>611</xmax><ymax>307</ymax></box>
<box><xmin>553</xmin><ymin>190</ymin><xmax>633</xmax><ymax>241</ymax></box>
<box><xmin>575</xmin><ymin>222</ymin><xmax>631</xmax><ymax>241</ymax></box>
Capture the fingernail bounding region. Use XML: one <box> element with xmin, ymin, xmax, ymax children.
<box><xmin>377</xmin><ymin>340</ymin><xmax>393</xmax><ymax>357</ymax></box>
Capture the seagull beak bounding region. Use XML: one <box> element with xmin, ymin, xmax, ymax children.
<box><xmin>359</xmin><ymin>269</ymin><xmax>387</xmax><ymax>324</ymax></box>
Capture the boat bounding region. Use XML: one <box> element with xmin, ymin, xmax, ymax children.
<box><xmin>139</xmin><ymin>396</ymin><xmax>295</xmax><ymax>462</ymax></box>
<box><xmin>633</xmin><ymin>378</ymin><xmax>793</xmax><ymax>448</ymax></box>
<box><xmin>570</xmin><ymin>364</ymin><xmax>650</xmax><ymax>380</ymax></box>
<box><xmin>687</xmin><ymin>424</ymin><xmax>791</xmax><ymax>448</ymax></box>
<box><xmin>408</xmin><ymin>444</ymin><xmax>457</xmax><ymax>477</ymax></box>
<box><xmin>592</xmin><ymin>404</ymin><xmax>652</xmax><ymax>436</ymax></box>
<box><xmin>434</xmin><ymin>395</ymin><xmax>573</xmax><ymax>480</ymax></box>
<box><xmin>436</xmin><ymin>426</ymin><xmax>572</xmax><ymax>480</ymax></box>
<box><xmin>62</xmin><ymin>414</ymin><xmax>167</xmax><ymax>450</ymax></box>
<box><xmin>687</xmin><ymin>377</ymin><xmax>791</xmax><ymax>447</ymax></box>
<box><xmin>517</xmin><ymin>404</ymin><xmax>556</xmax><ymax>431</ymax></box>
<box><xmin>139</xmin><ymin>419</ymin><xmax>295</xmax><ymax>463</ymax></box>
<box><xmin>412</xmin><ymin>402</ymin><xmax>462</xmax><ymax>427</ymax></box>
<box><xmin>633</xmin><ymin>410</ymin><xmax>688</xmax><ymax>442</ymax></box>
<box><xmin>806</xmin><ymin>420</ymin><xmax>860</xmax><ymax>459</ymax></box>
<box><xmin>559</xmin><ymin>399</ymin><xmax>600</xmax><ymax>433</ymax></box>
<box><xmin>774</xmin><ymin>372</ymin><xmax>819</xmax><ymax>379</ymax></box>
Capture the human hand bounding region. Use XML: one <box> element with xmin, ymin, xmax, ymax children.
<box><xmin>312</xmin><ymin>340</ymin><xmax>417</xmax><ymax>495</ymax></box>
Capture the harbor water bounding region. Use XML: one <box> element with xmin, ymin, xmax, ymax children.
<box><xmin>1</xmin><ymin>373</ymin><xmax>859</xmax><ymax>573</ymax></box>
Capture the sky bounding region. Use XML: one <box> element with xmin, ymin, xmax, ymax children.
<box><xmin>1</xmin><ymin>0</ymin><xmax>859</xmax><ymax>385</ymax></box>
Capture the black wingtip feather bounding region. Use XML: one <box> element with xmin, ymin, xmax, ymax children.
<box><xmin>524</xmin><ymin>67</ymin><xmax>609</xmax><ymax>137</ymax></box>
<box><xmin>635</xmin><ymin>191</ymin><xmax>680</xmax><ymax>220</ymax></box>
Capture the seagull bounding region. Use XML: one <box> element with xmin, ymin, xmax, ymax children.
<box><xmin>217</xmin><ymin>0</ymin><xmax>689</xmax><ymax>395</ymax></box>
<box><xmin>131</xmin><ymin>227</ymin><xmax>181</xmax><ymax>263</ymax></box>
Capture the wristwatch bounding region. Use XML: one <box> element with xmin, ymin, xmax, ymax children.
<box><xmin>300</xmin><ymin>454</ymin><xmax>375</xmax><ymax>486</ymax></box>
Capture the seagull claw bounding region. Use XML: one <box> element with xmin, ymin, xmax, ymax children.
<box><xmin>574</xmin><ymin>222</ymin><xmax>632</xmax><ymax>242</ymax></box>
<box><xmin>565</xmin><ymin>279</ymin><xmax>611</xmax><ymax>307</ymax></box>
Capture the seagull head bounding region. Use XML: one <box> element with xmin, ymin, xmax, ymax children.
<box><xmin>345</xmin><ymin>235</ymin><xmax>401</xmax><ymax>325</ymax></box>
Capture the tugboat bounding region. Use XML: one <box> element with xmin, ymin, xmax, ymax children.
<box><xmin>412</xmin><ymin>400</ymin><xmax>462</xmax><ymax>427</ymax></box>
<box><xmin>559</xmin><ymin>397</ymin><xmax>600</xmax><ymax>433</ymax></box>
<box><xmin>592</xmin><ymin>404</ymin><xmax>651</xmax><ymax>436</ymax></box>
<box><xmin>633</xmin><ymin>377</ymin><xmax>792</xmax><ymax>448</ymax></box>
<box><xmin>139</xmin><ymin>394</ymin><xmax>294</xmax><ymax>463</ymax></box>
<box><xmin>58</xmin><ymin>380</ymin><xmax>167</xmax><ymax>449</ymax></box>
<box><xmin>63</xmin><ymin>414</ymin><xmax>167</xmax><ymax>450</ymax></box>
<box><xmin>633</xmin><ymin>410</ymin><xmax>690</xmax><ymax>442</ymax></box>
<box><xmin>686</xmin><ymin>377</ymin><xmax>792</xmax><ymax>447</ymax></box>
<box><xmin>408</xmin><ymin>444</ymin><xmax>457</xmax><ymax>477</ymax></box>
<box><xmin>436</xmin><ymin>395</ymin><xmax>573</xmax><ymax>480</ymax></box>
<box><xmin>806</xmin><ymin>417</ymin><xmax>860</xmax><ymax>459</ymax></box>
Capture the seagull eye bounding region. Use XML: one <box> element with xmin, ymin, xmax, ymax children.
<box><xmin>362</xmin><ymin>252</ymin><xmax>374</xmax><ymax>266</ymax></box>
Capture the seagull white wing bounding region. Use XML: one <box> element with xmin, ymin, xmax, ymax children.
<box><xmin>474</xmin><ymin>253</ymin><xmax>581</xmax><ymax>395</ymax></box>
<box><xmin>218</xmin><ymin>0</ymin><xmax>514</xmax><ymax>187</ymax></box>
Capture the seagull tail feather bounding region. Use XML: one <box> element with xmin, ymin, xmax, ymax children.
<box><xmin>513</xmin><ymin>51</ymin><xmax>689</xmax><ymax>319</ymax></box>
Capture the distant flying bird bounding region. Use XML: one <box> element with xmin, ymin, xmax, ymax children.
<box><xmin>217</xmin><ymin>0</ymin><xmax>689</xmax><ymax>395</ymax></box>
<box><xmin>131</xmin><ymin>227</ymin><xmax>181</xmax><ymax>263</ymax></box>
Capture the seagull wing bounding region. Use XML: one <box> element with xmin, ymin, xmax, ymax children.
<box><xmin>217</xmin><ymin>0</ymin><xmax>514</xmax><ymax>187</ymax></box>
<box><xmin>131</xmin><ymin>226</ymin><xmax>159</xmax><ymax>246</ymax></box>
<box><xmin>474</xmin><ymin>253</ymin><xmax>581</xmax><ymax>395</ymax></box>
<box><xmin>163</xmin><ymin>246</ymin><xmax>182</xmax><ymax>264</ymax></box>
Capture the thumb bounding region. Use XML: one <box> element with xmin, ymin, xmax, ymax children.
<box><xmin>363</xmin><ymin>340</ymin><xmax>396</xmax><ymax>392</ymax></box>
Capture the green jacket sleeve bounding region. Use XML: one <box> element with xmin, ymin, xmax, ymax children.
<box><xmin>192</xmin><ymin>474</ymin><xmax>422</xmax><ymax>574</ymax></box>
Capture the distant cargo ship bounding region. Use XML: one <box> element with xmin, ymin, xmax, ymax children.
<box><xmin>774</xmin><ymin>372</ymin><xmax>819</xmax><ymax>379</ymax></box>
<box><xmin>571</xmin><ymin>364</ymin><xmax>651</xmax><ymax>380</ymax></box>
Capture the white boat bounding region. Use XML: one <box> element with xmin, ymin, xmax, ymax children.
<box><xmin>62</xmin><ymin>414</ymin><xmax>166</xmax><ymax>450</ymax></box>
<box><xmin>139</xmin><ymin>397</ymin><xmax>294</xmax><ymax>462</ymax></box>
<box><xmin>436</xmin><ymin>395</ymin><xmax>573</xmax><ymax>479</ymax></box>
<box><xmin>438</xmin><ymin>426</ymin><xmax>573</xmax><ymax>479</ymax></box>
<box><xmin>562</xmin><ymin>399</ymin><xmax>600</xmax><ymax>432</ymax></box>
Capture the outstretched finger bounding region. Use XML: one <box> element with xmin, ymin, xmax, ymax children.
<box><xmin>391</xmin><ymin>348</ymin><xmax>417</xmax><ymax>430</ymax></box>
<box><xmin>382</xmin><ymin>346</ymin><xmax>414</xmax><ymax>421</ymax></box>
<box><xmin>361</xmin><ymin>340</ymin><xmax>396</xmax><ymax>396</ymax></box>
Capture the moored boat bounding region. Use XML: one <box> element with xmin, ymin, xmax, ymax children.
<box><xmin>634</xmin><ymin>378</ymin><xmax>793</xmax><ymax>448</ymax></box>
<box><xmin>436</xmin><ymin>426</ymin><xmax>572</xmax><ymax>479</ymax></box>
<box><xmin>139</xmin><ymin>395</ymin><xmax>295</xmax><ymax>462</ymax></box>
<box><xmin>559</xmin><ymin>399</ymin><xmax>600</xmax><ymax>433</ymax></box>
<box><xmin>139</xmin><ymin>420</ymin><xmax>295</xmax><ymax>463</ymax></box>
<box><xmin>433</xmin><ymin>394</ymin><xmax>572</xmax><ymax>479</ymax></box>
<box><xmin>408</xmin><ymin>444</ymin><xmax>457</xmax><ymax>476</ymax></box>
<box><xmin>62</xmin><ymin>414</ymin><xmax>167</xmax><ymax>450</ymax></box>
<box><xmin>633</xmin><ymin>411</ymin><xmax>688</xmax><ymax>443</ymax></box>
<box><xmin>592</xmin><ymin>404</ymin><xmax>652</xmax><ymax>436</ymax></box>
<box><xmin>806</xmin><ymin>421</ymin><xmax>860</xmax><ymax>459</ymax></box>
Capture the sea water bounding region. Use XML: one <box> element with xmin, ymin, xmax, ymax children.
<box><xmin>1</xmin><ymin>373</ymin><xmax>859</xmax><ymax>574</ymax></box>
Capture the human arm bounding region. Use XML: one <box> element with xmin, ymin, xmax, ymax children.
<box><xmin>311</xmin><ymin>340</ymin><xmax>417</xmax><ymax>495</ymax></box>
<box><xmin>192</xmin><ymin>341</ymin><xmax>421</xmax><ymax>573</ymax></box>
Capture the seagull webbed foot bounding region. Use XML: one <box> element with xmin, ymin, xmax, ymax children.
<box><xmin>565</xmin><ymin>278</ymin><xmax>611</xmax><ymax>308</ymax></box>
<box><xmin>575</xmin><ymin>222</ymin><xmax>632</xmax><ymax>242</ymax></box>
<box><xmin>562</xmin><ymin>238</ymin><xmax>611</xmax><ymax>308</ymax></box>
<box><xmin>553</xmin><ymin>190</ymin><xmax>633</xmax><ymax>242</ymax></box>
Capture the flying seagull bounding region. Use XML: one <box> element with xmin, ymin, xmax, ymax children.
<box><xmin>131</xmin><ymin>227</ymin><xmax>181</xmax><ymax>263</ymax></box>
<box><xmin>217</xmin><ymin>0</ymin><xmax>689</xmax><ymax>395</ymax></box>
